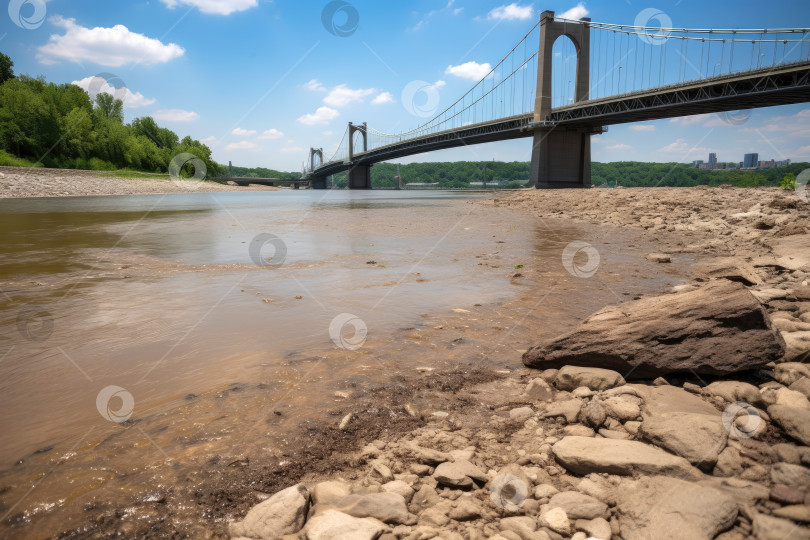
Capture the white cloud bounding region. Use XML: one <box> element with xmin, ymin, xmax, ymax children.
<box><xmin>281</xmin><ymin>146</ymin><xmax>305</xmax><ymax>153</ymax></box>
<box><xmin>453</xmin><ymin>8</ymin><xmax>464</xmax><ymax>15</ymax></box>
<box><xmin>658</xmin><ymin>138</ymin><xmax>708</xmax><ymax>155</ymax></box>
<box><xmin>304</xmin><ymin>79</ymin><xmax>326</xmax><ymax>92</ymax></box>
<box><xmin>231</xmin><ymin>127</ymin><xmax>257</xmax><ymax>136</ymax></box>
<box><xmin>161</xmin><ymin>0</ymin><xmax>257</xmax><ymax>15</ymax></box>
<box><xmin>37</xmin><ymin>16</ymin><xmax>184</xmax><ymax>67</ymax></box>
<box><xmin>324</xmin><ymin>84</ymin><xmax>376</xmax><ymax>107</ymax></box>
<box><xmin>200</xmin><ymin>136</ymin><xmax>217</xmax><ymax>146</ymax></box>
<box><xmin>629</xmin><ymin>124</ymin><xmax>655</xmax><ymax>132</ymax></box>
<box><xmin>225</xmin><ymin>141</ymin><xmax>258</xmax><ymax>151</ymax></box>
<box><xmin>445</xmin><ymin>61</ymin><xmax>492</xmax><ymax>80</ymax></box>
<box><xmin>558</xmin><ymin>2</ymin><xmax>589</xmax><ymax>20</ymax></box>
<box><xmin>258</xmin><ymin>128</ymin><xmax>284</xmax><ymax>140</ymax></box>
<box><xmin>372</xmin><ymin>92</ymin><xmax>394</xmax><ymax>105</ymax></box>
<box><xmin>606</xmin><ymin>143</ymin><xmax>632</xmax><ymax>150</ymax></box>
<box><xmin>487</xmin><ymin>3</ymin><xmax>533</xmax><ymax>21</ymax></box>
<box><xmin>71</xmin><ymin>76</ymin><xmax>155</xmax><ymax>108</ymax></box>
<box><xmin>298</xmin><ymin>106</ymin><xmax>340</xmax><ymax>125</ymax></box>
<box><xmin>153</xmin><ymin>109</ymin><xmax>199</xmax><ymax>122</ymax></box>
<box><xmin>668</xmin><ymin>113</ymin><xmax>712</xmax><ymax>126</ymax></box>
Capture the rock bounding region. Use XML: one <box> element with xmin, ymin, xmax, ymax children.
<box><xmin>623</xmin><ymin>420</ymin><xmax>641</xmax><ymax>436</ymax></box>
<box><xmin>229</xmin><ymin>484</ymin><xmax>309</xmax><ymax>539</ymax></box>
<box><xmin>769</xmin><ymin>405</ymin><xmax>810</xmax><ymax>445</ymax></box>
<box><xmin>551</xmin><ymin>436</ymin><xmax>701</xmax><ymax>479</ymax></box>
<box><xmin>373</xmin><ymin>462</ymin><xmax>395</xmax><ymax>483</ymax></box>
<box><xmin>706</xmin><ymin>381</ymin><xmax>765</xmax><ymax>408</ymax></box>
<box><xmin>563</xmin><ymin>424</ymin><xmax>595</xmax><ymax>437</ymax></box>
<box><xmin>771</xmin><ymin>484</ymin><xmax>808</xmax><ymax>504</ymax></box>
<box><xmin>777</xmin><ymin>363</ymin><xmax>810</xmax><ymax>387</ymax></box>
<box><xmin>553</xmin><ymin>366</ymin><xmax>625</xmax><ymax>392</ymax></box>
<box><xmin>381</xmin><ymin>481</ymin><xmax>414</xmax><ymax>503</ymax></box>
<box><xmin>538</xmin><ymin>507</ymin><xmax>570</xmax><ymax>536</ymax></box>
<box><xmin>599</xmin><ymin>428</ymin><xmax>632</xmax><ymax>440</ymax></box>
<box><xmin>311</xmin><ymin>481</ymin><xmax>351</xmax><ymax>506</ymax></box>
<box><xmin>433</xmin><ymin>460</ymin><xmax>487</xmax><ymax>489</ymax></box>
<box><xmin>713</xmin><ymin>447</ymin><xmax>744</xmax><ymax>477</ymax></box>
<box><xmin>303</xmin><ymin>509</ymin><xmax>386</xmax><ymax>540</ymax></box>
<box><xmin>410</xmin><ymin>485</ymin><xmax>440</xmax><ymax>511</ymax></box>
<box><xmin>783</xmin><ymin>332</ymin><xmax>810</xmax><ymax>361</ymax></box>
<box><xmin>499</xmin><ymin>516</ymin><xmax>537</xmax><ymax>538</ymax></box>
<box><xmin>791</xmin><ymin>378</ymin><xmax>810</xmax><ymax>400</ymax></box>
<box><xmin>617</xmin><ymin>476</ymin><xmax>738</xmax><ymax>540</ymax></box>
<box><xmin>697</xmin><ymin>476</ymin><xmax>770</xmax><ymax>506</ymax></box>
<box><xmin>524</xmin><ymin>378</ymin><xmax>554</xmax><ymax>402</ymax></box>
<box><xmin>753</xmin><ymin>512</ymin><xmax>810</xmax><ymax>540</ymax></box>
<box><xmin>575</xmin><ymin>517</ymin><xmax>612</xmax><ymax>540</ymax></box>
<box><xmin>771</xmin><ymin>462</ymin><xmax>810</xmax><ymax>488</ymax></box>
<box><xmin>419</xmin><ymin>507</ymin><xmax>450</xmax><ymax>528</ymax></box>
<box><xmin>523</xmin><ymin>281</ymin><xmax>785</xmax><ymax>377</ymax></box>
<box><xmin>774</xmin><ymin>505</ymin><xmax>810</xmax><ymax>523</ymax></box>
<box><xmin>534</xmin><ymin>484</ymin><xmax>559</xmax><ymax>500</ymax></box>
<box><xmin>509</xmin><ymin>407</ymin><xmax>535</xmax><ymax>423</ymax></box>
<box><xmin>407</xmin><ymin>443</ymin><xmax>452</xmax><ymax>465</ymax></box>
<box><xmin>449</xmin><ymin>498</ymin><xmax>480</xmax><ymax>521</ymax></box>
<box><xmin>548</xmin><ymin>491</ymin><xmax>607</xmax><ymax>520</ymax></box>
<box><xmin>541</xmin><ymin>399</ymin><xmax>582</xmax><ymax>423</ymax></box>
<box><xmin>639</xmin><ymin>411</ymin><xmax>728</xmax><ymax>470</ymax></box>
<box><xmin>601</xmin><ymin>395</ymin><xmax>641</xmax><ymax>422</ymax></box>
<box><xmin>645</xmin><ymin>253</ymin><xmax>671</xmax><ymax>263</ymax></box>
<box><xmin>327</xmin><ymin>492</ymin><xmax>410</xmax><ymax>524</ymax></box>
<box><xmin>692</xmin><ymin>257</ymin><xmax>762</xmax><ymax>285</ymax></box>
<box><xmin>576</xmin><ymin>477</ymin><xmax>615</xmax><ymax>505</ymax></box>
<box><xmin>580</xmin><ymin>400</ymin><xmax>607</xmax><ymax>429</ymax></box>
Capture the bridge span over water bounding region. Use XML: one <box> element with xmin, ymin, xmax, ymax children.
<box><xmin>301</xmin><ymin>11</ymin><xmax>810</xmax><ymax>189</ymax></box>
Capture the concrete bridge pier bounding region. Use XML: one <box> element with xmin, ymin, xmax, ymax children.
<box><xmin>531</xmin><ymin>128</ymin><xmax>591</xmax><ymax>188</ymax></box>
<box><xmin>310</xmin><ymin>176</ymin><xmax>328</xmax><ymax>189</ymax></box>
<box><xmin>348</xmin><ymin>164</ymin><xmax>372</xmax><ymax>189</ymax></box>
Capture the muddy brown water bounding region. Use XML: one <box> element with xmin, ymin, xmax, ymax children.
<box><xmin>0</xmin><ymin>190</ymin><xmax>693</xmax><ymax>538</ymax></box>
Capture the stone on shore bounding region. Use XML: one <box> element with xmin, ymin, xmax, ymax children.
<box><xmin>433</xmin><ymin>460</ymin><xmax>487</xmax><ymax>489</ymax></box>
<box><xmin>553</xmin><ymin>366</ymin><xmax>626</xmax><ymax>391</ymax></box>
<box><xmin>551</xmin><ymin>436</ymin><xmax>701</xmax><ymax>479</ymax></box>
<box><xmin>326</xmin><ymin>492</ymin><xmax>410</xmax><ymax>524</ymax></box>
<box><xmin>302</xmin><ymin>509</ymin><xmax>386</xmax><ymax>540</ymax></box>
<box><xmin>752</xmin><ymin>512</ymin><xmax>810</xmax><ymax>540</ymax></box>
<box><xmin>768</xmin><ymin>405</ymin><xmax>810</xmax><ymax>446</ymax></box>
<box><xmin>616</xmin><ymin>476</ymin><xmax>738</xmax><ymax>540</ymax></box>
<box><xmin>522</xmin><ymin>280</ymin><xmax>785</xmax><ymax>377</ymax></box>
<box><xmin>639</xmin><ymin>411</ymin><xmax>728</xmax><ymax>470</ymax></box>
<box><xmin>547</xmin><ymin>491</ymin><xmax>608</xmax><ymax>520</ymax></box>
<box><xmin>229</xmin><ymin>484</ymin><xmax>309</xmax><ymax>539</ymax></box>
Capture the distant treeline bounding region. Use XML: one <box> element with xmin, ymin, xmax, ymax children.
<box><xmin>329</xmin><ymin>160</ymin><xmax>808</xmax><ymax>189</ymax></box>
<box><xmin>0</xmin><ymin>52</ymin><xmax>221</xmax><ymax>177</ymax></box>
<box><xmin>221</xmin><ymin>165</ymin><xmax>300</xmax><ymax>181</ymax></box>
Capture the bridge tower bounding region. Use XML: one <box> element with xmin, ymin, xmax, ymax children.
<box><xmin>530</xmin><ymin>11</ymin><xmax>595</xmax><ymax>188</ymax></box>
<box><xmin>348</xmin><ymin>122</ymin><xmax>372</xmax><ymax>189</ymax></box>
<box><xmin>309</xmin><ymin>147</ymin><xmax>327</xmax><ymax>189</ymax></box>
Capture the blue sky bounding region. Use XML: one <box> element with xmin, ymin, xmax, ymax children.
<box><xmin>3</xmin><ymin>0</ymin><xmax>810</xmax><ymax>171</ymax></box>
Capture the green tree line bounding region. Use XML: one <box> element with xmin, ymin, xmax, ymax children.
<box><xmin>0</xmin><ymin>52</ymin><xmax>221</xmax><ymax>177</ymax></box>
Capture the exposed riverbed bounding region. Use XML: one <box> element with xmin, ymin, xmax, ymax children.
<box><xmin>0</xmin><ymin>189</ymin><xmax>693</xmax><ymax>538</ymax></box>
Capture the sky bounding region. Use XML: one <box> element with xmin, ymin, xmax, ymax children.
<box><xmin>2</xmin><ymin>0</ymin><xmax>810</xmax><ymax>171</ymax></box>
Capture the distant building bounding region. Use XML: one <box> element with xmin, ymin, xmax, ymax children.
<box><xmin>759</xmin><ymin>160</ymin><xmax>776</xmax><ymax>169</ymax></box>
<box><xmin>775</xmin><ymin>159</ymin><xmax>792</xmax><ymax>167</ymax></box>
<box><xmin>708</xmin><ymin>153</ymin><xmax>717</xmax><ymax>169</ymax></box>
<box><xmin>743</xmin><ymin>153</ymin><xmax>759</xmax><ymax>168</ymax></box>
<box><xmin>692</xmin><ymin>160</ymin><xmax>704</xmax><ymax>168</ymax></box>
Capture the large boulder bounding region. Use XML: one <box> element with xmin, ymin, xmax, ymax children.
<box><xmin>523</xmin><ymin>280</ymin><xmax>785</xmax><ymax>377</ymax></box>
<box><xmin>639</xmin><ymin>411</ymin><xmax>728</xmax><ymax>470</ymax></box>
<box><xmin>323</xmin><ymin>492</ymin><xmax>410</xmax><ymax>524</ymax></box>
<box><xmin>303</xmin><ymin>509</ymin><xmax>386</xmax><ymax>540</ymax></box>
<box><xmin>617</xmin><ymin>476</ymin><xmax>738</xmax><ymax>540</ymax></box>
<box><xmin>551</xmin><ymin>436</ymin><xmax>701</xmax><ymax>479</ymax></box>
<box><xmin>229</xmin><ymin>484</ymin><xmax>309</xmax><ymax>539</ymax></box>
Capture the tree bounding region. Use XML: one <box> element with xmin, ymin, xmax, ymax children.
<box><xmin>781</xmin><ymin>172</ymin><xmax>796</xmax><ymax>190</ymax></box>
<box><xmin>0</xmin><ymin>52</ymin><xmax>14</xmax><ymax>85</ymax></box>
<box><xmin>94</xmin><ymin>92</ymin><xmax>124</xmax><ymax>123</ymax></box>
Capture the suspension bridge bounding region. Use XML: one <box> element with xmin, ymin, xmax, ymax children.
<box><xmin>302</xmin><ymin>11</ymin><xmax>810</xmax><ymax>189</ymax></box>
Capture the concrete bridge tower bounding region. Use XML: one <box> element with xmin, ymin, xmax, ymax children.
<box><xmin>530</xmin><ymin>11</ymin><xmax>594</xmax><ymax>188</ymax></box>
<box><xmin>348</xmin><ymin>122</ymin><xmax>372</xmax><ymax>189</ymax></box>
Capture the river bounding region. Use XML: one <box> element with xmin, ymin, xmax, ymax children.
<box><xmin>0</xmin><ymin>190</ymin><xmax>690</xmax><ymax>537</ymax></box>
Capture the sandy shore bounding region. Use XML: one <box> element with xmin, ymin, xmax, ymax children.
<box><xmin>0</xmin><ymin>166</ymin><xmax>285</xmax><ymax>198</ymax></box>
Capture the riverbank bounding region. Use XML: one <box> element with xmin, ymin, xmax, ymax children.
<box><xmin>0</xmin><ymin>166</ymin><xmax>284</xmax><ymax>198</ymax></box>
<box><xmin>215</xmin><ymin>186</ymin><xmax>810</xmax><ymax>540</ymax></box>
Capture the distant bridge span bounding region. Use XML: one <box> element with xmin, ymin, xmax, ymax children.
<box><xmin>303</xmin><ymin>12</ymin><xmax>810</xmax><ymax>188</ymax></box>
